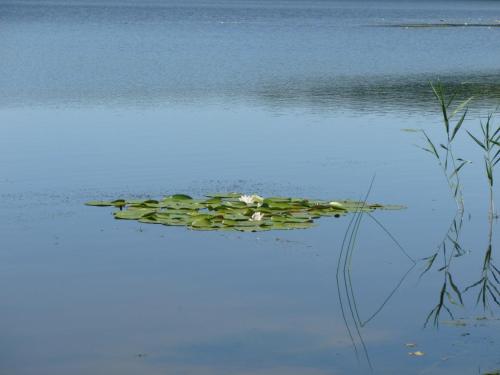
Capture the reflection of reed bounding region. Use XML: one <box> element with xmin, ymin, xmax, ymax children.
<box><xmin>336</xmin><ymin>180</ymin><xmax>415</xmax><ymax>369</ymax></box>
<box><xmin>464</xmin><ymin>218</ymin><xmax>500</xmax><ymax>310</ymax></box>
<box><xmin>421</xmin><ymin>212</ymin><xmax>499</xmax><ymax>326</ymax></box>
<box><xmin>421</xmin><ymin>213</ymin><xmax>467</xmax><ymax>327</ymax></box>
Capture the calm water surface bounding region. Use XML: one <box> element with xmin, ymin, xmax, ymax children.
<box><xmin>1</xmin><ymin>1</ymin><xmax>499</xmax><ymax>374</ymax></box>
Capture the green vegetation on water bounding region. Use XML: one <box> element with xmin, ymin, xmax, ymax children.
<box><xmin>86</xmin><ymin>193</ymin><xmax>402</xmax><ymax>232</ymax></box>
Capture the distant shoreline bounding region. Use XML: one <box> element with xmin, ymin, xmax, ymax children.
<box><xmin>375</xmin><ymin>23</ymin><xmax>500</xmax><ymax>28</ymax></box>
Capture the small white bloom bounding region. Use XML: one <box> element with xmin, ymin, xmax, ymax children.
<box><xmin>239</xmin><ymin>194</ymin><xmax>264</xmax><ymax>206</ymax></box>
<box><xmin>239</xmin><ymin>195</ymin><xmax>254</xmax><ymax>204</ymax></box>
<box><xmin>250</xmin><ymin>212</ymin><xmax>264</xmax><ymax>221</ymax></box>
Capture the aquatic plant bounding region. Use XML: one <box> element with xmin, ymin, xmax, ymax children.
<box><xmin>418</xmin><ymin>84</ymin><xmax>499</xmax><ymax>322</ymax></box>
<box><xmin>239</xmin><ymin>194</ymin><xmax>264</xmax><ymax>206</ymax></box>
<box><xmin>249</xmin><ymin>212</ymin><xmax>264</xmax><ymax>221</ymax></box>
<box><xmin>86</xmin><ymin>193</ymin><xmax>402</xmax><ymax>232</ymax></box>
<box><xmin>466</xmin><ymin>114</ymin><xmax>500</xmax><ymax>218</ymax></box>
<box><xmin>419</xmin><ymin>82</ymin><xmax>471</xmax><ymax>211</ymax></box>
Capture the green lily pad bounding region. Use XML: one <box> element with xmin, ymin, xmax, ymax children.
<box><xmin>190</xmin><ymin>217</ymin><xmax>214</xmax><ymax>228</ymax></box>
<box><xmin>85</xmin><ymin>199</ymin><xmax>127</xmax><ymax>207</ymax></box>
<box><xmin>271</xmin><ymin>215</ymin><xmax>312</xmax><ymax>223</ymax></box>
<box><xmin>167</xmin><ymin>194</ymin><xmax>193</xmax><ymax>200</ymax></box>
<box><xmin>205</xmin><ymin>193</ymin><xmax>242</xmax><ymax>198</ymax></box>
<box><xmin>85</xmin><ymin>200</ymin><xmax>114</xmax><ymax>207</ymax></box>
<box><xmin>114</xmin><ymin>208</ymin><xmax>156</xmax><ymax>220</ymax></box>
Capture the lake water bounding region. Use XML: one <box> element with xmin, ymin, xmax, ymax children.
<box><xmin>1</xmin><ymin>1</ymin><xmax>499</xmax><ymax>374</ymax></box>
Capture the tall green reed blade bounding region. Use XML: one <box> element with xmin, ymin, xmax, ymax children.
<box><xmin>420</xmin><ymin>82</ymin><xmax>472</xmax><ymax>212</ymax></box>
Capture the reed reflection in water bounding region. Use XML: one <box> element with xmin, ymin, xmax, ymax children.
<box><xmin>336</xmin><ymin>186</ymin><xmax>499</xmax><ymax>372</ymax></box>
<box><xmin>336</xmin><ymin>181</ymin><xmax>416</xmax><ymax>369</ymax></box>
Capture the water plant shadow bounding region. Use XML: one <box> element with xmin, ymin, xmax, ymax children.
<box><xmin>463</xmin><ymin>217</ymin><xmax>500</xmax><ymax>311</ymax></box>
<box><xmin>421</xmin><ymin>213</ymin><xmax>499</xmax><ymax>326</ymax></box>
<box><xmin>420</xmin><ymin>212</ymin><xmax>467</xmax><ymax>327</ymax></box>
<box><xmin>336</xmin><ymin>181</ymin><xmax>416</xmax><ymax>369</ymax></box>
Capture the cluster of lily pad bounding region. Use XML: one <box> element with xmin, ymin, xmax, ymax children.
<box><xmin>86</xmin><ymin>193</ymin><xmax>400</xmax><ymax>232</ymax></box>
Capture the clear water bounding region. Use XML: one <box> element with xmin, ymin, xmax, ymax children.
<box><xmin>1</xmin><ymin>1</ymin><xmax>499</xmax><ymax>374</ymax></box>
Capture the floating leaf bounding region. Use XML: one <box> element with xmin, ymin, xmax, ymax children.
<box><xmin>205</xmin><ymin>193</ymin><xmax>242</xmax><ymax>198</ymax></box>
<box><xmin>114</xmin><ymin>208</ymin><xmax>156</xmax><ymax>220</ymax></box>
<box><xmin>167</xmin><ymin>194</ymin><xmax>193</xmax><ymax>200</ymax></box>
<box><xmin>85</xmin><ymin>200</ymin><xmax>115</xmax><ymax>207</ymax></box>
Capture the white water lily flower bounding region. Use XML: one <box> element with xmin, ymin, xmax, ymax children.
<box><xmin>239</xmin><ymin>195</ymin><xmax>254</xmax><ymax>204</ymax></box>
<box><xmin>250</xmin><ymin>212</ymin><xmax>264</xmax><ymax>221</ymax></box>
<box><xmin>239</xmin><ymin>194</ymin><xmax>264</xmax><ymax>206</ymax></box>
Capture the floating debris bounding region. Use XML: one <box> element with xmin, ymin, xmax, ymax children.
<box><xmin>443</xmin><ymin>319</ymin><xmax>467</xmax><ymax>327</ymax></box>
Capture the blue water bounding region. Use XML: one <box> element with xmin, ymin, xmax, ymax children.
<box><xmin>1</xmin><ymin>1</ymin><xmax>499</xmax><ymax>374</ymax></box>
<box><xmin>2</xmin><ymin>0</ymin><xmax>500</xmax><ymax>109</ymax></box>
